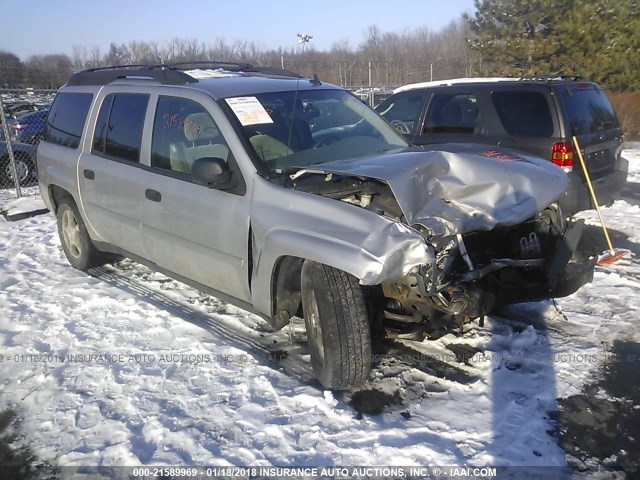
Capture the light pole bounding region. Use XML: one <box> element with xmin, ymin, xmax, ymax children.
<box><xmin>297</xmin><ymin>33</ymin><xmax>313</xmax><ymax>54</ymax></box>
<box><xmin>430</xmin><ymin>56</ymin><xmax>443</xmax><ymax>82</ymax></box>
<box><xmin>297</xmin><ymin>33</ymin><xmax>313</xmax><ymax>76</ymax></box>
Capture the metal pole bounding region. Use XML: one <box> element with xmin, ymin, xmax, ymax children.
<box><xmin>430</xmin><ymin>63</ymin><xmax>433</xmax><ymax>82</ymax></box>
<box><xmin>0</xmin><ymin>95</ymin><xmax>22</xmax><ymax>197</ymax></box>
<box><xmin>368</xmin><ymin>61</ymin><xmax>374</xmax><ymax>107</ymax></box>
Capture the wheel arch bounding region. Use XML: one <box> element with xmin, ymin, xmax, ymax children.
<box><xmin>48</xmin><ymin>184</ymin><xmax>75</xmax><ymax>213</ymax></box>
<box><xmin>253</xmin><ymin>228</ymin><xmax>389</xmax><ymax>323</ymax></box>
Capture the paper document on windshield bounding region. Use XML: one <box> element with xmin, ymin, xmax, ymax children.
<box><xmin>225</xmin><ymin>97</ymin><xmax>273</xmax><ymax>126</ymax></box>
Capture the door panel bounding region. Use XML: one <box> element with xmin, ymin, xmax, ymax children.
<box><xmin>140</xmin><ymin>94</ymin><xmax>251</xmax><ymax>302</ymax></box>
<box><xmin>77</xmin><ymin>155</ymin><xmax>147</xmax><ymax>256</ymax></box>
<box><xmin>139</xmin><ymin>173</ymin><xmax>251</xmax><ymax>301</ymax></box>
<box><xmin>77</xmin><ymin>92</ymin><xmax>150</xmax><ymax>257</ymax></box>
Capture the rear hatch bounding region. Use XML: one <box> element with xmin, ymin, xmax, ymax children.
<box><xmin>557</xmin><ymin>83</ymin><xmax>623</xmax><ymax>179</ymax></box>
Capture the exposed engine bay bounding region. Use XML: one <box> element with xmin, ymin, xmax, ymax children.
<box><xmin>291</xmin><ymin>171</ymin><xmax>596</xmax><ymax>339</ymax></box>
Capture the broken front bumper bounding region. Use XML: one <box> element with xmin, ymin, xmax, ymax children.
<box><xmin>489</xmin><ymin>218</ymin><xmax>596</xmax><ymax>306</ymax></box>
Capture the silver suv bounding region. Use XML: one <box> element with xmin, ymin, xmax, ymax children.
<box><xmin>38</xmin><ymin>63</ymin><xmax>596</xmax><ymax>390</ymax></box>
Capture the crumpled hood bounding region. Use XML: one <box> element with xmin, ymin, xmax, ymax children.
<box><xmin>293</xmin><ymin>144</ymin><xmax>568</xmax><ymax>236</ymax></box>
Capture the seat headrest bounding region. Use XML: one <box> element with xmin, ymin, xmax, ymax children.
<box><xmin>183</xmin><ymin>112</ymin><xmax>219</xmax><ymax>142</ymax></box>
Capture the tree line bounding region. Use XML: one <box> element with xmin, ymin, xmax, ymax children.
<box><xmin>0</xmin><ymin>0</ymin><xmax>638</xmax><ymax>91</ymax></box>
<box><xmin>0</xmin><ymin>19</ymin><xmax>476</xmax><ymax>89</ymax></box>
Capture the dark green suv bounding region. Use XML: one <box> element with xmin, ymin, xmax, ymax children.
<box><xmin>376</xmin><ymin>76</ymin><xmax>628</xmax><ymax>216</ymax></box>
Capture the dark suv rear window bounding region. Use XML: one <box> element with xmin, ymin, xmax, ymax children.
<box><xmin>491</xmin><ymin>91</ymin><xmax>554</xmax><ymax>137</ymax></box>
<box><xmin>559</xmin><ymin>86</ymin><xmax>619</xmax><ymax>135</ymax></box>
<box><xmin>44</xmin><ymin>92</ymin><xmax>93</xmax><ymax>149</ymax></box>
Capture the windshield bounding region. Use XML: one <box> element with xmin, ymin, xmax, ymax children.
<box><xmin>224</xmin><ymin>89</ymin><xmax>408</xmax><ymax>174</ymax></box>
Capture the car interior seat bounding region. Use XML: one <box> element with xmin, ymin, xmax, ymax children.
<box><xmin>442</xmin><ymin>102</ymin><xmax>463</xmax><ymax>127</ymax></box>
<box><xmin>170</xmin><ymin>112</ymin><xmax>229</xmax><ymax>174</ymax></box>
<box><xmin>289</xmin><ymin>118</ymin><xmax>313</xmax><ymax>150</ymax></box>
<box><xmin>247</xmin><ymin>109</ymin><xmax>295</xmax><ymax>162</ymax></box>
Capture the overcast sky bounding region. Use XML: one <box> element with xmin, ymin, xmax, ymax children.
<box><xmin>0</xmin><ymin>0</ymin><xmax>475</xmax><ymax>59</ymax></box>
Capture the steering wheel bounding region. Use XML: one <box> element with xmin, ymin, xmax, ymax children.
<box><xmin>315</xmin><ymin>135</ymin><xmax>341</xmax><ymax>148</ymax></box>
<box><xmin>390</xmin><ymin>119</ymin><xmax>411</xmax><ymax>135</ymax></box>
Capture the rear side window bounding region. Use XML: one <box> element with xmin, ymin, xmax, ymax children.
<box><xmin>92</xmin><ymin>93</ymin><xmax>149</xmax><ymax>162</ymax></box>
<box><xmin>423</xmin><ymin>93</ymin><xmax>479</xmax><ymax>134</ymax></box>
<box><xmin>376</xmin><ymin>92</ymin><xmax>426</xmax><ymax>134</ymax></box>
<box><xmin>491</xmin><ymin>91</ymin><xmax>553</xmax><ymax>137</ymax></box>
<box><xmin>559</xmin><ymin>86</ymin><xmax>620</xmax><ymax>135</ymax></box>
<box><xmin>44</xmin><ymin>92</ymin><xmax>93</xmax><ymax>149</ymax></box>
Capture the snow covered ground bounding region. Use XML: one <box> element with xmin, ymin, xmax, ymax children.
<box><xmin>0</xmin><ymin>150</ymin><xmax>638</xmax><ymax>474</ymax></box>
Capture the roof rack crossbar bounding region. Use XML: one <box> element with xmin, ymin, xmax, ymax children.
<box><xmin>165</xmin><ymin>60</ymin><xmax>254</xmax><ymax>70</ymax></box>
<box><xmin>518</xmin><ymin>74</ymin><xmax>584</xmax><ymax>82</ymax></box>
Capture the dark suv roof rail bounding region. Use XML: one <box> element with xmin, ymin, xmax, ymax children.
<box><xmin>67</xmin><ymin>61</ymin><xmax>303</xmax><ymax>86</ymax></box>
<box><xmin>518</xmin><ymin>74</ymin><xmax>584</xmax><ymax>82</ymax></box>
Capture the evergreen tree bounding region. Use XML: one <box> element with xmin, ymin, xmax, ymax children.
<box><xmin>466</xmin><ymin>0</ymin><xmax>640</xmax><ymax>91</ymax></box>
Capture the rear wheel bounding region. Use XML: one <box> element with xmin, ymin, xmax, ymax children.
<box><xmin>301</xmin><ymin>261</ymin><xmax>372</xmax><ymax>390</ymax></box>
<box><xmin>56</xmin><ymin>199</ymin><xmax>110</xmax><ymax>270</ymax></box>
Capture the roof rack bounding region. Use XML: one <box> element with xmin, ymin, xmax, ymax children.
<box><xmin>175</xmin><ymin>62</ymin><xmax>301</xmax><ymax>78</ymax></box>
<box><xmin>165</xmin><ymin>60</ymin><xmax>254</xmax><ymax>71</ymax></box>
<box><xmin>67</xmin><ymin>61</ymin><xmax>302</xmax><ymax>86</ymax></box>
<box><xmin>246</xmin><ymin>66</ymin><xmax>302</xmax><ymax>78</ymax></box>
<box><xmin>67</xmin><ymin>64</ymin><xmax>199</xmax><ymax>86</ymax></box>
<box><xmin>518</xmin><ymin>74</ymin><xmax>584</xmax><ymax>82</ymax></box>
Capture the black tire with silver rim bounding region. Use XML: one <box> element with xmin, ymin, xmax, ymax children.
<box><xmin>301</xmin><ymin>260</ymin><xmax>372</xmax><ymax>390</ymax></box>
<box><xmin>1</xmin><ymin>153</ymin><xmax>34</xmax><ymax>187</ymax></box>
<box><xmin>56</xmin><ymin>198</ymin><xmax>108</xmax><ymax>270</ymax></box>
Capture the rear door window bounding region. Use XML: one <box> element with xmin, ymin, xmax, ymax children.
<box><xmin>423</xmin><ymin>93</ymin><xmax>480</xmax><ymax>134</ymax></box>
<box><xmin>491</xmin><ymin>91</ymin><xmax>554</xmax><ymax>137</ymax></box>
<box><xmin>558</xmin><ymin>86</ymin><xmax>620</xmax><ymax>135</ymax></box>
<box><xmin>376</xmin><ymin>92</ymin><xmax>426</xmax><ymax>135</ymax></box>
<box><xmin>92</xmin><ymin>93</ymin><xmax>149</xmax><ymax>162</ymax></box>
<box><xmin>44</xmin><ymin>92</ymin><xmax>93</xmax><ymax>149</ymax></box>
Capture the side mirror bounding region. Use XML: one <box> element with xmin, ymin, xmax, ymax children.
<box><xmin>191</xmin><ymin>157</ymin><xmax>232</xmax><ymax>189</ymax></box>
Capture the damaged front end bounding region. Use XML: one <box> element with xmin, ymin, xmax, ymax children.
<box><xmin>383</xmin><ymin>205</ymin><xmax>595</xmax><ymax>338</ymax></box>
<box><xmin>289</xmin><ymin>146</ymin><xmax>596</xmax><ymax>338</ymax></box>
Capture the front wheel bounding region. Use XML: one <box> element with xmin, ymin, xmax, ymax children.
<box><xmin>301</xmin><ymin>261</ymin><xmax>372</xmax><ymax>390</ymax></box>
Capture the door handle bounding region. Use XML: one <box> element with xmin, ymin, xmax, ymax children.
<box><xmin>145</xmin><ymin>189</ymin><xmax>162</xmax><ymax>202</ymax></box>
<box><xmin>83</xmin><ymin>169</ymin><xmax>95</xmax><ymax>180</ymax></box>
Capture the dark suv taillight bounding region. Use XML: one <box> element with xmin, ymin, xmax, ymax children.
<box><xmin>552</xmin><ymin>142</ymin><xmax>574</xmax><ymax>172</ymax></box>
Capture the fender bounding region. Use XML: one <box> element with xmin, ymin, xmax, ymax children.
<box><xmin>248</xmin><ymin>177</ymin><xmax>432</xmax><ymax>316</ymax></box>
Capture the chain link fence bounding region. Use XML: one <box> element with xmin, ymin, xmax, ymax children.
<box><xmin>0</xmin><ymin>88</ymin><xmax>56</xmax><ymax>198</ymax></box>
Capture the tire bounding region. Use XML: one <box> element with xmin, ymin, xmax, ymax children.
<box><xmin>1</xmin><ymin>153</ymin><xmax>35</xmax><ymax>187</ymax></box>
<box><xmin>301</xmin><ymin>261</ymin><xmax>372</xmax><ymax>390</ymax></box>
<box><xmin>56</xmin><ymin>199</ymin><xmax>110</xmax><ymax>270</ymax></box>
